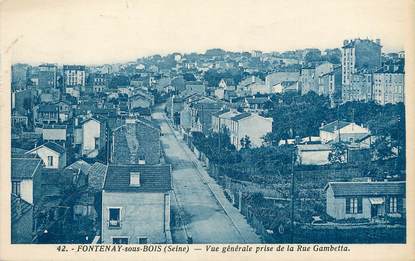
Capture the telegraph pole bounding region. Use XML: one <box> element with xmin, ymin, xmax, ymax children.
<box><xmin>290</xmin><ymin>140</ymin><xmax>297</xmax><ymax>243</ymax></box>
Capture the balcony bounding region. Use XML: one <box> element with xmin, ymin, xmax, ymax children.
<box><xmin>108</xmin><ymin>219</ymin><xmax>121</xmax><ymax>229</ymax></box>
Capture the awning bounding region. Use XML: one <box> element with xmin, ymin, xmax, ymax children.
<box><xmin>369</xmin><ymin>197</ymin><xmax>384</xmax><ymax>205</ymax></box>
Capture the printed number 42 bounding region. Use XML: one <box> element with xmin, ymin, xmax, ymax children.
<box><xmin>57</xmin><ymin>245</ymin><xmax>67</xmax><ymax>252</ymax></box>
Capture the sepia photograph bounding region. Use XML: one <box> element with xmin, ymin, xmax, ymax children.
<box><xmin>0</xmin><ymin>0</ymin><xmax>413</xmax><ymax>260</ymax></box>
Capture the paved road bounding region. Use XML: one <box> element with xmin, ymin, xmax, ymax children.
<box><xmin>153</xmin><ymin>107</ymin><xmax>261</xmax><ymax>244</ymax></box>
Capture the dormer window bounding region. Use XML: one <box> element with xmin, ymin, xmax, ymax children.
<box><xmin>130</xmin><ymin>172</ymin><xmax>140</xmax><ymax>186</ymax></box>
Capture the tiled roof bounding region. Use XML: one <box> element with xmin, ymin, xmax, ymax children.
<box><xmin>221</xmin><ymin>78</ymin><xmax>235</xmax><ymax>86</ymax></box>
<box><xmin>42</xmin><ymin>141</ymin><xmax>66</xmax><ymax>154</ymax></box>
<box><xmin>185</xmin><ymin>81</ymin><xmax>204</xmax><ymax>86</ymax></box>
<box><xmin>11</xmin><ymin>194</ymin><xmax>33</xmax><ymax>223</ymax></box>
<box><xmin>87</xmin><ymin>162</ymin><xmax>108</xmax><ymax>191</ymax></box>
<box><xmin>212</xmin><ymin>109</ymin><xmax>230</xmax><ymax>117</ymax></box>
<box><xmin>297</xmin><ymin>144</ymin><xmax>332</xmax><ymax>151</ymax></box>
<box><xmin>38</xmin><ymin>104</ymin><xmax>59</xmax><ymax>113</ymax></box>
<box><xmin>231</xmin><ymin>112</ymin><xmax>252</xmax><ymax>121</ymax></box>
<box><xmin>245</xmin><ymin>97</ymin><xmax>269</xmax><ymax>104</ymax></box>
<box><xmin>104</xmin><ymin>164</ymin><xmax>171</xmax><ymax>192</ymax></box>
<box><xmin>281</xmin><ymin>81</ymin><xmax>297</xmax><ymax>88</ymax></box>
<box><xmin>43</xmin><ymin>124</ymin><xmax>67</xmax><ymax>130</ymax></box>
<box><xmin>326</xmin><ymin>181</ymin><xmax>405</xmax><ymax>197</ymax></box>
<box><xmin>12</xmin><ymin>158</ymin><xmax>42</xmax><ymax>179</ymax></box>
<box><xmin>319</xmin><ymin>120</ymin><xmax>351</xmax><ymax>133</ymax></box>
<box><xmin>137</xmin><ymin>117</ymin><xmax>160</xmax><ymax>130</ymax></box>
<box><xmin>342</xmin><ymin>39</ymin><xmax>381</xmax><ymax>49</ymax></box>
<box><xmin>40</xmin><ymin>169</ymin><xmax>76</xmax><ymax>197</ymax></box>
<box><xmin>112</xmin><ymin>120</ymin><xmax>161</xmax><ymax>165</ymax></box>
<box><xmin>66</xmin><ymin>160</ymin><xmax>92</xmax><ymax>175</ymax></box>
<box><xmin>374</xmin><ymin>64</ymin><xmax>404</xmax><ymax>74</ymax></box>
<box><xmin>131</xmin><ymin>107</ymin><xmax>151</xmax><ymax>115</ymax></box>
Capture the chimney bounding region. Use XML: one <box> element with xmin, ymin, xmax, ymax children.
<box><xmin>375</xmin><ymin>39</ymin><xmax>381</xmax><ymax>45</ymax></box>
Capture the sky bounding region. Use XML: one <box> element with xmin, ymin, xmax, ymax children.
<box><xmin>0</xmin><ymin>0</ymin><xmax>407</xmax><ymax>65</ymax></box>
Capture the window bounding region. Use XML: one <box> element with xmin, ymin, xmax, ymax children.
<box><xmin>12</xmin><ymin>181</ymin><xmax>21</xmax><ymax>196</ymax></box>
<box><xmin>108</xmin><ymin>208</ymin><xmax>121</xmax><ymax>228</ymax></box>
<box><xmin>389</xmin><ymin>197</ymin><xmax>398</xmax><ymax>213</ymax></box>
<box><xmin>112</xmin><ymin>237</ymin><xmax>128</xmax><ymax>244</ymax></box>
<box><xmin>48</xmin><ymin>156</ymin><xmax>53</xmax><ymax>166</ymax></box>
<box><xmin>346</xmin><ymin>197</ymin><xmax>362</xmax><ymax>214</ymax></box>
<box><xmin>94</xmin><ymin>137</ymin><xmax>99</xmax><ymax>149</ymax></box>
<box><xmin>130</xmin><ymin>172</ymin><xmax>140</xmax><ymax>186</ymax></box>
<box><xmin>138</xmin><ymin>237</ymin><xmax>148</xmax><ymax>244</ymax></box>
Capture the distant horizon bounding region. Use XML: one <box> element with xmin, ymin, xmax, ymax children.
<box><xmin>10</xmin><ymin>41</ymin><xmax>405</xmax><ymax>67</ymax></box>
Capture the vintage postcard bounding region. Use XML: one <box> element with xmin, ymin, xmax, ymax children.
<box><xmin>0</xmin><ymin>0</ymin><xmax>414</xmax><ymax>260</ymax></box>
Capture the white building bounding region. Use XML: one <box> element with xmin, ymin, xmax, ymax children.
<box><xmin>213</xmin><ymin>110</ymin><xmax>273</xmax><ymax>150</ymax></box>
<box><xmin>26</xmin><ymin>141</ymin><xmax>66</xmax><ymax>169</ymax></box>
<box><xmin>319</xmin><ymin>120</ymin><xmax>370</xmax><ymax>144</ymax></box>
<box><xmin>81</xmin><ymin>117</ymin><xmax>106</xmax><ymax>158</ymax></box>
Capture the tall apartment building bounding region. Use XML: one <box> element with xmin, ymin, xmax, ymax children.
<box><xmin>341</xmin><ymin>39</ymin><xmax>382</xmax><ymax>103</ymax></box>
<box><xmin>11</xmin><ymin>64</ymin><xmax>30</xmax><ymax>90</ymax></box>
<box><xmin>63</xmin><ymin>65</ymin><xmax>86</xmax><ymax>87</ymax></box>
<box><xmin>38</xmin><ymin>64</ymin><xmax>57</xmax><ymax>89</ymax></box>
<box><xmin>373</xmin><ymin>63</ymin><xmax>405</xmax><ymax>105</ymax></box>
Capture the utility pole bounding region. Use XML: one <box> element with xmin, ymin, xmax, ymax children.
<box><xmin>290</xmin><ymin>140</ymin><xmax>297</xmax><ymax>243</ymax></box>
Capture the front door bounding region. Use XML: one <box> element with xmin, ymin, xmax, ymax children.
<box><xmin>371</xmin><ymin>204</ymin><xmax>378</xmax><ymax>218</ymax></box>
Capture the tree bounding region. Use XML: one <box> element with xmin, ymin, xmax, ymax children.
<box><xmin>240</xmin><ymin>135</ymin><xmax>252</xmax><ymax>149</ymax></box>
<box><xmin>328</xmin><ymin>142</ymin><xmax>348</xmax><ymax>165</ymax></box>
<box><xmin>371</xmin><ymin>136</ymin><xmax>395</xmax><ymax>161</ymax></box>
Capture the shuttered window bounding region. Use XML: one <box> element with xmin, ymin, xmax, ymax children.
<box><xmin>346</xmin><ymin>197</ymin><xmax>362</xmax><ymax>214</ymax></box>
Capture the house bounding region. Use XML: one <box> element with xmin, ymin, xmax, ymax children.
<box><xmin>111</xmin><ymin>118</ymin><xmax>161</xmax><ymax>165</ymax></box>
<box><xmin>215</xmin><ymin>78</ymin><xmax>236</xmax><ymax>100</ymax></box>
<box><xmin>11</xmin><ymin>114</ymin><xmax>29</xmax><ymax>129</ymax></box>
<box><xmin>218</xmin><ymin>78</ymin><xmax>235</xmax><ymax>89</ymax></box>
<box><xmin>34</xmin><ymin>103</ymin><xmax>59</xmax><ymax>124</ymax></box>
<box><xmin>214</xmin><ymin>111</ymin><xmax>272</xmax><ymax>150</ymax></box>
<box><xmin>373</xmin><ymin>63</ymin><xmax>405</xmax><ymax>105</ymax></box>
<box><xmin>101</xmin><ymin>164</ymin><xmax>172</xmax><ymax>244</ymax></box>
<box><xmin>182</xmin><ymin>81</ymin><xmax>206</xmax><ymax>97</ymax></box>
<box><xmin>324</xmin><ymin>181</ymin><xmax>405</xmax><ymax>220</ymax></box>
<box><xmin>26</xmin><ymin>142</ymin><xmax>66</xmax><ymax>169</ymax></box>
<box><xmin>166</xmin><ymin>95</ymin><xmax>184</xmax><ymax>124</ymax></box>
<box><xmin>211</xmin><ymin>109</ymin><xmax>240</xmax><ymax>133</ymax></box>
<box><xmin>318</xmin><ymin>66</ymin><xmax>342</xmax><ymax>105</ymax></box>
<box><xmin>81</xmin><ymin>117</ymin><xmax>107</xmax><ymax>158</ymax></box>
<box><xmin>130</xmin><ymin>107</ymin><xmax>152</xmax><ymax>120</ymax></box>
<box><xmin>128</xmin><ymin>93</ymin><xmax>152</xmax><ymax>110</ymax></box>
<box><xmin>87</xmin><ymin>162</ymin><xmax>108</xmax><ymax>192</ymax></box>
<box><xmin>237</xmin><ymin>76</ymin><xmax>266</xmax><ymax>96</ymax></box>
<box><xmin>155</xmin><ymin>78</ymin><xmax>173</xmax><ymax>93</ymax></box>
<box><xmin>265</xmin><ymin>72</ymin><xmax>300</xmax><ymax>90</ymax></box>
<box><xmin>271</xmin><ymin>81</ymin><xmax>299</xmax><ymax>94</ymax></box>
<box><xmin>41</xmin><ymin>124</ymin><xmax>67</xmax><ymax>143</ymax></box>
<box><xmin>296</xmin><ymin>144</ymin><xmax>332</xmax><ymax>165</ymax></box>
<box><xmin>180</xmin><ymin>96</ymin><xmax>224</xmax><ymax>134</ymax></box>
<box><xmin>243</xmin><ymin>96</ymin><xmax>271</xmax><ymax>112</ymax></box>
<box><xmin>319</xmin><ymin>120</ymin><xmax>370</xmax><ymax>144</ymax></box>
<box><xmin>300</xmin><ymin>66</ymin><xmax>318</xmax><ymax>95</ymax></box>
<box><xmin>55</xmin><ymin>101</ymin><xmax>72</xmax><ymax>122</ymax></box>
<box><xmin>342</xmin><ymin>69</ymin><xmax>373</xmax><ymax>103</ymax></box>
<box><xmin>11</xmin><ymin>194</ymin><xmax>34</xmax><ymax>243</ymax></box>
<box><xmin>11</xmin><ymin>157</ymin><xmax>43</xmax><ymax>205</ymax></box>
<box><xmin>66</xmin><ymin>160</ymin><xmax>92</xmax><ymax>176</ymax></box>
<box><xmin>72</xmin><ymin>162</ymin><xmax>107</xmax><ymax>230</ymax></box>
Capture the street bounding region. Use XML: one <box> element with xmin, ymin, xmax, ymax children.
<box><xmin>153</xmin><ymin>106</ymin><xmax>261</xmax><ymax>243</ymax></box>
